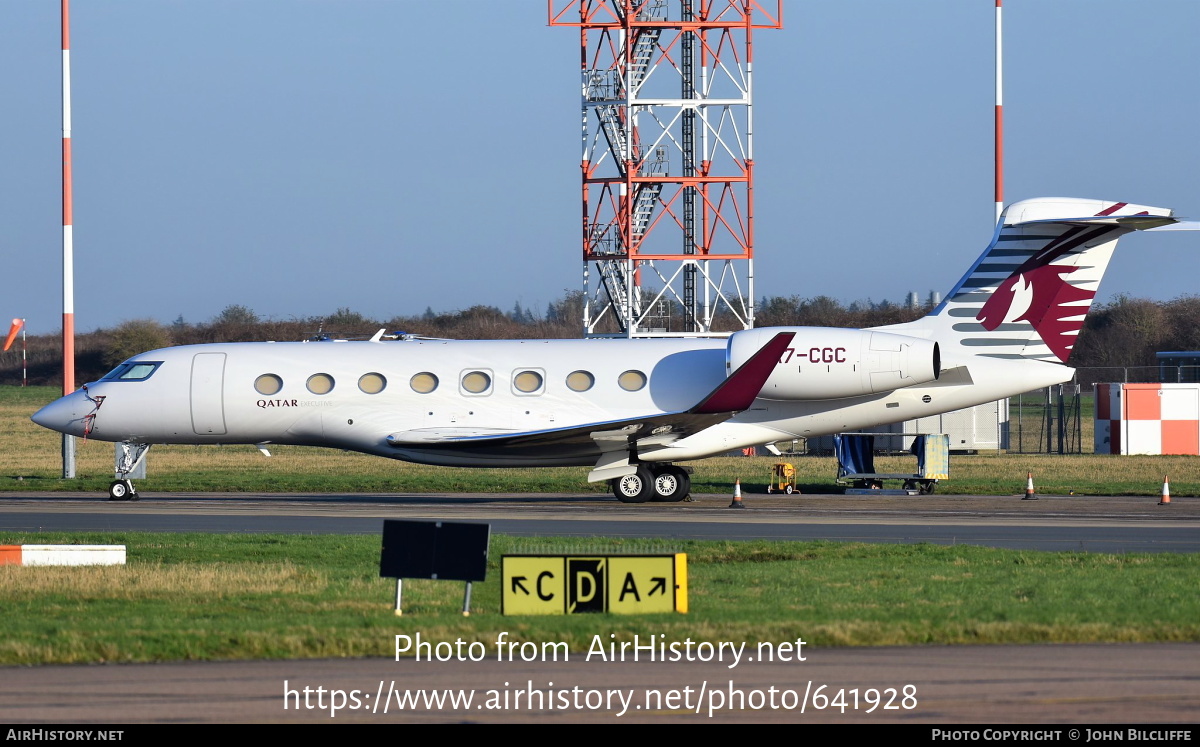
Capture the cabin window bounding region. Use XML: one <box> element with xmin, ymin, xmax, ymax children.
<box><xmin>618</xmin><ymin>370</ymin><xmax>647</xmax><ymax>392</ymax></box>
<box><xmin>102</xmin><ymin>362</ymin><xmax>163</xmax><ymax>382</ymax></box>
<box><xmin>254</xmin><ymin>373</ymin><xmax>283</xmax><ymax>395</ymax></box>
<box><xmin>461</xmin><ymin>370</ymin><xmax>492</xmax><ymax>395</ymax></box>
<box><xmin>306</xmin><ymin>373</ymin><xmax>335</xmax><ymax>395</ymax></box>
<box><xmin>566</xmin><ymin>370</ymin><xmax>594</xmax><ymax>392</ymax></box>
<box><xmin>513</xmin><ymin>370</ymin><xmax>544</xmax><ymax>394</ymax></box>
<box><xmin>410</xmin><ymin>372</ymin><xmax>438</xmax><ymax>393</ymax></box>
<box><xmin>358</xmin><ymin>373</ymin><xmax>387</xmax><ymax>394</ymax></box>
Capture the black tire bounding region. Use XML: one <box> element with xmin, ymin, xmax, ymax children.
<box><xmin>784</xmin><ymin>484</ymin><xmax>794</xmax><ymax>495</ymax></box>
<box><xmin>650</xmin><ymin>466</ymin><xmax>690</xmax><ymax>502</ymax></box>
<box><xmin>108</xmin><ymin>480</ymin><xmax>130</xmax><ymax>501</ymax></box>
<box><xmin>920</xmin><ymin>481</ymin><xmax>937</xmax><ymax>495</ymax></box>
<box><xmin>612</xmin><ymin>466</ymin><xmax>654</xmax><ymax>503</ymax></box>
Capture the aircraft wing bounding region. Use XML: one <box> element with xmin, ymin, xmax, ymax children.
<box><xmin>384</xmin><ymin>331</ymin><xmax>795</xmax><ymax>462</ymax></box>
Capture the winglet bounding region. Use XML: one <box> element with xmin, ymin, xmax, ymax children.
<box><xmin>691</xmin><ymin>332</ymin><xmax>794</xmax><ymax>414</ymax></box>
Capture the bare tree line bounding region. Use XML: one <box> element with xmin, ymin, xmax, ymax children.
<box><xmin>2</xmin><ymin>293</ymin><xmax>1196</xmax><ymax>387</ymax></box>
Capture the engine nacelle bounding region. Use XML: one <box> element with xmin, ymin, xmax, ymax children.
<box><xmin>728</xmin><ymin>327</ymin><xmax>941</xmax><ymax>400</ymax></box>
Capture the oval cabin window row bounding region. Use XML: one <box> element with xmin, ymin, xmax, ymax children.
<box><xmin>251</xmin><ymin>370</ymin><xmax>648</xmax><ymax>396</ymax></box>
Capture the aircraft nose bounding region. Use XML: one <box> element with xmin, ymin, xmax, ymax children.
<box><xmin>31</xmin><ymin>391</ymin><xmax>91</xmax><ymax>436</ymax></box>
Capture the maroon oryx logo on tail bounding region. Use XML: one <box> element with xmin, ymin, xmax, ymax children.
<box><xmin>976</xmin><ymin>203</ymin><xmax>1138</xmax><ymax>363</ymax></box>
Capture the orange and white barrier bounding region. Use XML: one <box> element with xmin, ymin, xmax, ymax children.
<box><xmin>1095</xmin><ymin>383</ymin><xmax>1200</xmax><ymax>455</ymax></box>
<box><xmin>0</xmin><ymin>545</ymin><xmax>125</xmax><ymax>566</ymax></box>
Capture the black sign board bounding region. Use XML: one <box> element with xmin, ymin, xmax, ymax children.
<box><xmin>379</xmin><ymin>519</ymin><xmax>490</xmax><ymax>582</ymax></box>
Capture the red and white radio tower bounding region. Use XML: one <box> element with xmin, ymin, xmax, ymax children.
<box><xmin>549</xmin><ymin>1</ymin><xmax>782</xmax><ymax>337</ymax></box>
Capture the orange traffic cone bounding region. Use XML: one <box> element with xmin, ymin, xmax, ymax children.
<box><xmin>729</xmin><ymin>479</ymin><xmax>746</xmax><ymax>509</ymax></box>
<box><xmin>1023</xmin><ymin>472</ymin><xmax>1038</xmax><ymax>501</ymax></box>
<box><xmin>1159</xmin><ymin>476</ymin><xmax>1171</xmax><ymax>506</ymax></box>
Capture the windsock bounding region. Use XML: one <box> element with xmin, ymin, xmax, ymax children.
<box><xmin>3</xmin><ymin>319</ymin><xmax>22</xmax><ymax>352</ymax></box>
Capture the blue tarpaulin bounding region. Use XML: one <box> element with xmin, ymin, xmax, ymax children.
<box><xmin>911</xmin><ymin>435</ymin><xmax>927</xmax><ymax>475</ymax></box>
<box><xmin>834</xmin><ymin>434</ymin><xmax>875</xmax><ymax>478</ymax></box>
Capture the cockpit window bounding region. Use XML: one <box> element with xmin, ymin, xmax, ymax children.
<box><xmin>101</xmin><ymin>362</ymin><xmax>162</xmax><ymax>382</ymax></box>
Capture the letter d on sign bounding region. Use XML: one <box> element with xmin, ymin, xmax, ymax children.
<box><xmin>567</xmin><ymin>558</ymin><xmax>605</xmax><ymax>613</ymax></box>
<box><xmin>576</xmin><ymin>573</ymin><xmax>595</xmax><ymax>603</ymax></box>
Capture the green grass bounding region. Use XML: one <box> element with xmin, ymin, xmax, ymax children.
<box><xmin>1</xmin><ymin>532</ymin><xmax>1198</xmax><ymax>665</ymax></box>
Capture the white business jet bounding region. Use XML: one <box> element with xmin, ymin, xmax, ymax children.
<box><xmin>32</xmin><ymin>198</ymin><xmax>1196</xmax><ymax>502</ymax></box>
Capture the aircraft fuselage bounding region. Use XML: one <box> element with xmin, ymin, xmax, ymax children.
<box><xmin>34</xmin><ymin>334</ymin><xmax>1072</xmax><ymax>468</ymax></box>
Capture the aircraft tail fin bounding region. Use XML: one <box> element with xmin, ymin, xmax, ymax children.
<box><xmin>882</xmin><ymin>198</ymin><xmax>1189</xmax><ymax>364</ymax></box>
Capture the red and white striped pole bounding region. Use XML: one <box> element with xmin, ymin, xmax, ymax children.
<box><xmin>994</xmin><ymin>0</ymin><xmax>1004</xmax><ymax>225</ymax></box>
<box><xmin>62</xmin><ymin>0</ymin><xmax>77</xmax><ymax>477</ymax></box>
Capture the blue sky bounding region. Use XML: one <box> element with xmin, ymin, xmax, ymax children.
<box><xmin>1</xmin><ymin>1</ymin><xmax>1197</xmax><ymax>335</ymax></box>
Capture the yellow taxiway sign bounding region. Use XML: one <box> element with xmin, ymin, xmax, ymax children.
<box><xmin>502</xmin><ymin>554</ymin><xmax>687</xmax><ymax>615</ymax></box>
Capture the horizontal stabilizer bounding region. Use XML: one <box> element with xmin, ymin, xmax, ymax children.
<box><xmin>1145</xmin><ymin>220</ymin><xmax>1200</xmax><ymax>231</ymax></box>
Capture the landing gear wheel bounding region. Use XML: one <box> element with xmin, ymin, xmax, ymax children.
<box><xmin>108</xmin><ymin>479</ymin><xmax>137</xmax><ymax>502</ymax></box>
<box><xmin>650</xmin><ymin>466</ymin><xmax>691</xmax><ymax>502</ymax></box>
<box><xmin>612</xmin><ymin>466</ymin><xmax>654</xmax><ymax>503</ymax></box>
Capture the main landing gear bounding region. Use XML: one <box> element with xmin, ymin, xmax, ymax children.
<box><xmin>610</xmin><ymin>465</ymin><xmax>691</xmax><ymax>504</ymax></box>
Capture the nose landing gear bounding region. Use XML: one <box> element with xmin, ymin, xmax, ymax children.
<box><xmin>108</xmin><ymin>479</ymin><xmax>138</xmax><ymax>502</ymax></box>
<box><xmin>107</xmin><ymin>442</ymin><xmax>151</xmax><ymax>501</ymax></box>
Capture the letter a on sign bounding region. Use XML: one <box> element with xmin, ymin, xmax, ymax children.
<box><xmin>608</xmin><ymin>556</ymin><xmax>681</xmax><ymax>614</ymax></box>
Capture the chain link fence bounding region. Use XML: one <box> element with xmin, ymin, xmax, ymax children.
<box><xmin>1007</xmin><ymin>365</ymin><xmax>1200</xmax><ymax>454</ymax></box>
<box><xmin>1009</xmin><ymin>385</ymin><xmax>1085</xmax><ymax>454</ymax></box>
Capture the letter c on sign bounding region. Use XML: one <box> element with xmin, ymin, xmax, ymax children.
<box><xmin>537</xmin><ymin>571</ymin><xmax>554</xmax><ymax>601</ymax></box>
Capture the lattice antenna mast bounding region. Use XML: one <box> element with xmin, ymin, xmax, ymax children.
<box><xmin>550</xmin><ymin>1</ymin><xmax>782</xmax><ymax>337</ymax></box>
